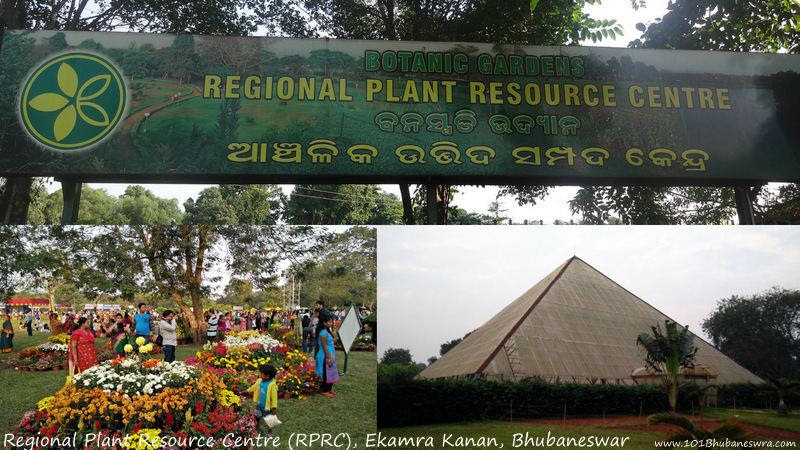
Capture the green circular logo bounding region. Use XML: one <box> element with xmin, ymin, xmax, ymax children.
<box><xmin>20</xmin><ymin>52</ymin><xmax>126</xmax><ymax>150</ymax></box>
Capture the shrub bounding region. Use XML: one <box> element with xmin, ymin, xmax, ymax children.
<box><xmin>378</xmin><ymin>374</ymin><xmax>684</xmax><ymax>428</ymax></box>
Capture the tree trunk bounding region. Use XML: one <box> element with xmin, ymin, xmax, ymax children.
<box><xmin>435</xmin><ymin>184</ymin><xmax>450</xmax><ymax>225</ymax></box>
<box><xmin>190</xmin><ymin>288</ymin><xmax>207</xmax><ymax>345</ymax></box>
<box><xmin>173</xmin><ymin>291</ymin><xmax>207</xmax><ymax>345</ymax></box>
<box><xmin>0</xmin><ymin>4</ymin><xmax>35</xmax><ymax>225</ymax></box>
<box><xmin>0</xmin><ymin>177</ymin><xmax>34</xmax><ymax>224</ymax></box>
<box><xmin>399</xmin><ymin>184</ymin><xmax>414</xmax><ymax>225</ymax></box>
<box><xmin>2</xmin><ymin>0</ymin><xmax>27</xmax><ymax>29</ymax></box>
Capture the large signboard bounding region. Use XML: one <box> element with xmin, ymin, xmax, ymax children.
<box><xmin>0</xmin><ymin>30</ymin><xmax>798</xmax><ymax>184</ymax></box>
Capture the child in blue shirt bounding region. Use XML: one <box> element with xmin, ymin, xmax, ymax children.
<box><xmin>250</xmin><ymin>364</ymin><xmax>278</xmax><ymax>436</ymax></box>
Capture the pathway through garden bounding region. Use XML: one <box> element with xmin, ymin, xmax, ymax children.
<box><xmin>117</xmin><ymin>83</ymin><xmax>202</xmax><ymax>156</ymax></box>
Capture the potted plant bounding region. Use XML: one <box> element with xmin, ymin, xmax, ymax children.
<box><xmin>278</xmin><ymin>373</ymin><xmax>302</xmax><ymax>399</ymax></box>
<box><xmin>18</xmin><ymin>358</ymin><xmax>34</xmax><ymax>371</ymax></box>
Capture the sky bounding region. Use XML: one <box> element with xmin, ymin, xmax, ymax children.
<box><xmin>377</xmin><ymin>226</ymin><xmax>800</xmax><ymax>364</ymax></box>
<box><xmin>44</xmin><ymin>0</ymin><xmax>677</xmax><ymax>224</ymax></box>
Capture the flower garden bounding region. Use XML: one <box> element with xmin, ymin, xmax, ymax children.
<box><xmin>17</xmin><ymin>357</ymin><xmax>258</xmax><ymax>449</ymax></box>
<box><xmin>11</xmin><ymin>329</ymin><xmax>326</xmax><ymax>448</ymax></box>
<box><xmin>187</xmin><ymin>330</ymin><xmax>320</xmax><ymax>398</ymax></box>
<box><xmin>7</xmin><ymin>335</ymin><xmax>115</xmax><ymax>371</ymax></box>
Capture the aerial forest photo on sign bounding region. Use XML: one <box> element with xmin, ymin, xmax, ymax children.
<box><xmin>0</xmin><ymin>30</ymin><xmax>798</xmax><ymax>185</ymax></box>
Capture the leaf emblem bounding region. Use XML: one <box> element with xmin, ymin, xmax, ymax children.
<box><xmin>78</xmin><ymin>75</ymin><xmax>110</xmax><ymax>101</ymax></box>
<box><xmin>25</xmin><ymin>59</ymin><xmax>118</xmax><ymax>143</ymax></box>
<box><xmin>77</xmin><ymin>102</ymin><xmax>110</xmax><ymax>127</ymax></box>
<box><xmin>77</xmin><ymin>75</ymin><xmax>112</xmax><ymax>126</ymax></box>
<box><xmin>28</xmin><ymin>93</ymin><xmax>69</xmax><ymax>112</ymax></box>
<box><xmin>58</xmin><ymin>63</ymin><xmax>78</xmax><ymax>98</ymax></box>
<box><xmin>54</xmin><ymin>105</ymin><xmax>77</xmax><ymax>141</ymax></box>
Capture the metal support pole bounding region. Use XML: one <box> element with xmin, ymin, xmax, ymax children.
<box><xmin>734</xmin><ymin>186</ymin><xmax>757</xmax><ymax>225</ymax></box>
<box><xmin>60</xmin><ymin>181</ymin><xmax>83</xmax><ymax>225</ymax></box>
<box><xmin>426</xmin><ymin>183</ymin><xmax>437</xmax><ymax>225</ymax></box>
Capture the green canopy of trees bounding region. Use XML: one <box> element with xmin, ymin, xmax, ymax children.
<box><xmin>380</xmin><ymin>347</ymin><xmax>414</xmax><ymax>365</ymax></box>
<box><xmin>0</xmin><ymin>224</ymin><xmax>374</xmax><ymax>343</ymax></box>
<box><xmin>702</xmin><ymin>287</ymin><xmax>800</xmax><ymax>380</ymax></box>
<box><xmin>28</xmin><ymin>185</ymin><xmax>183</xmax><ymax>225</ymax></box>
<box><xmin>284</xmin><ymin>185</ymin><xmax>403</xmax><ymax>225</ymax></box>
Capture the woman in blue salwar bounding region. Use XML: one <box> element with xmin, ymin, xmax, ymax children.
<box><xmin>315</xmin><ymin>313</ymin><xmax>340</xmax><ymax>398</ymax></box>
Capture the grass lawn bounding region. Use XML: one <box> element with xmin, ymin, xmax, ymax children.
<box><xmin>0</xmin><ymin>319</ymin><xmax>376</xmax><ymax>448</ymax></box>
<box><xmin>704</xmin><ymin>407</ymin><xmax>800</xmax><ymax>433</ymax></box>
<box><xmin>378</xmin><ymin>410</ymin><xmax>800</xmax><ymax>450</ymax></box>
<box><xmin>377</xmin><ymin>409</ymin><xmax>800</xmax><ymax>450</ymax></box>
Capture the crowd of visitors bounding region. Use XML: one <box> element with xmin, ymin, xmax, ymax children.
<box><xmin>2</xmin><ymin>302</ymin><xmax>372</xmax><ymax>371</ymax></box>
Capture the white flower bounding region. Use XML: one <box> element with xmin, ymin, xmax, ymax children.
<box><xmin>221</xmin><ymin>333</ymin><xmax>280</xmax><ymax>349</ymax></box>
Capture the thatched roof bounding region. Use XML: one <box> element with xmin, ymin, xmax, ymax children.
<box><xmin>417</xmin><ymin>257</ymin><xmax>761</xmax><ymax>385</ymax></box>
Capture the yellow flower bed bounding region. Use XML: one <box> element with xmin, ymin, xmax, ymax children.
<box><xmin>48</xmin><ymin>368</ymin><xmax>224</xmax><ymax>430</ymax></box>
<box><xmin>48</xmin><ymin>333</ymin><xmax>70</xmax><ymax>345</ymax></box>
<box><xmin>123</xmin><ymin>429</ymin><xmax>162</xmax><ymax>450</ymax></box>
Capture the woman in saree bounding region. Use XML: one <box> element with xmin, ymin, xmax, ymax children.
<box><xmin>49</xmin><ymin>313</ymin><xmax>63</xmax><ymax>335</ymax></box>
<box><xmin>69</xmin><ymin>318</ymin><xmax>98</xmax><ymax>375</ymax></box>
<box><xmin>107</xmin><ymin>313</ymin><xmax>130</xmax><ymax>357</ymax></box>
<box><xmin>0</xmin><ymin>314</ymin><xmax>14</xmax><ymax>353</ymax></box>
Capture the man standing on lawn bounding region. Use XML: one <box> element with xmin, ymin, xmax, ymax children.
<box><xmin>133</xmin><ymin>303</ymin><xmax>153</xmax><ymax>344</ymax></box>
<box><xmin>312</xmin><ymin>300</ymin><xmax>328</xmax><ymax>356</ymax></box>
<box><xmin>207</xmin><ymin>309</ymin><xmax>220</xmax><ymax>343</ymax></box>
<box><xmin>24</xmin><ymin>310</ymin><xmax>33</xmax><ymax>336</ymax></box>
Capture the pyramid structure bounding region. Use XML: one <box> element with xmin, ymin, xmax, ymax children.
<box><xmin>417</xmin><ymin>256</ymin><xmax>762</xmax><ymax>385</ymax></box>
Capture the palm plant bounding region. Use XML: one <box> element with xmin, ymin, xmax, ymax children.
<box><xmin>637</xmin><ymin>320</ymin><xmax>698</xmax><ymax>413</ymax></box>
<box><xmin>761</xmin><ymin>377</ymin><xmax>800</xmax><ymax>415</ymax></box>
<box><xmin>649</xmin><ymin>413</ymin><xmax>756</xmax><ymax>449</ymax></box>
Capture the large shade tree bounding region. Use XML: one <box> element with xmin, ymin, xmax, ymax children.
<box><xmin>5</xmin><ymin>226</ymin><xmax>89</xmax><ymax>310</ymax></box>
<box><xmin>380</xmin><ymin>347</ymin><xmax>414</xmax><ymax>365</ymax></box>
<box><xmin>183</xmin><ymin>185</ymin><xmax>282</xmax><ymax>225</ymax></box>
<box><xmin>0</xmin><ymin>226</ymin><xmax>25</xmax><ymax>299</ymax></box>
<box><xmin>284</xmin><ymin>185</ymin><xmax>402</xmax><ymax>225</ymax></box>
<box><xmin>28</xmin><ymin>185</ymin><xmax>184</xmax><ymax>225</ymax></box>
<box><xmin>295</xmin><ymin>226</ymin><xmax>377</xmax><ymax>308</ymax></box>
<box><xmin>702</xmin><ymin>287</ymin><xmax>800</xmax><ymax>380</ymax></box>
<box><xmin>108</xmin><ymin>225</ymin><xmax>318</xmax><ymax>344</ymax></box>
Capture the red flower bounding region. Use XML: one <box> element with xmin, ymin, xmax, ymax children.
<box><xmin>166</xmin><ymin>411</ymin><xmax>173</xmax><ymax>427</ymax></box>
<box><xmin>133</xmin><ymin>422</ymin><xmax>143</xmax><ymax>434</ymax></box>
<box><xmin>94</xmin><ymin>420</ymin><xmax>101</xmax><ymax>430</ymax></box>
<box><xmin>212</xmin><ymin>345</ymin><xmax>228</xmax><ymax>356</ymax></box>
<box><xmin>196</xmin><ymin>400</ymin><xmax>203</xmax><ymax>413</ymax></box>
<box><xmin>41</xmin><ymin>422</ymin><xmax>60</xmax><ymax>438</ymax></box>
